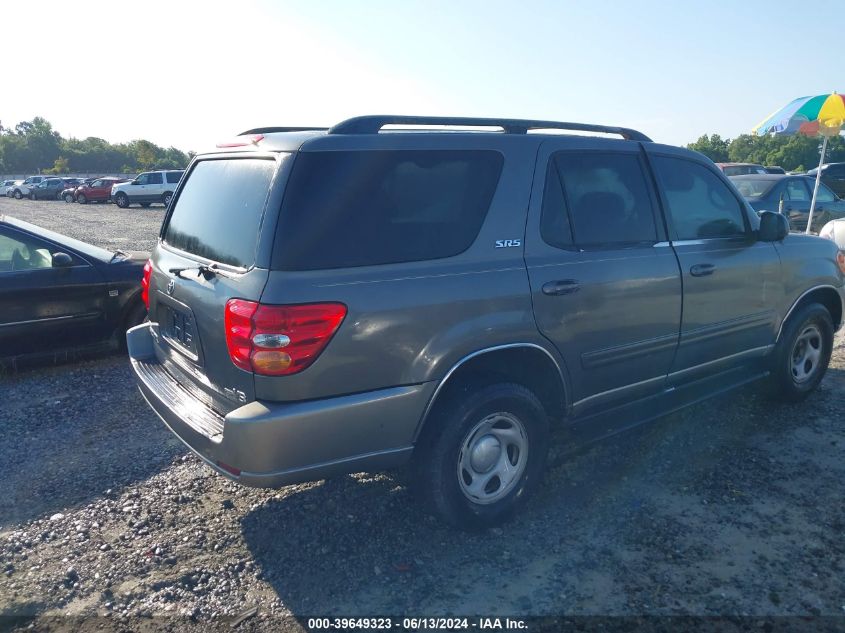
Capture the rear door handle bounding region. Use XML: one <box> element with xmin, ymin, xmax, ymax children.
<box><xmin>542</xmin><ymin>279</ymin><xmax>580</xmax><ymax>296</ymax></box>
<box><xmin>690</xmin><ymin>263</ymin><xmax>715</xmax><ymax>277</ymax></box>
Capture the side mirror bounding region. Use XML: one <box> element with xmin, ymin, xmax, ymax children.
<box><xmin>131</xmin><ymin>180</ymin><xmax>140</xmax><ymax>185</ymax></box>
<box><xmin>759</xmin><ymin>210</ymin><xmax>789</xmax><ymax>242</ymax></box>
<box><xmin>52</xmin><ymin>252</ymin><xmax>73</xmax><ymax>267</ymax></box>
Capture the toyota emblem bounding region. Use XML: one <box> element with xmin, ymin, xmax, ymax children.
<box><xmin>166</xmin><ymin>279</ymin><xmax>175</xmax><ymax>295</ymax></box>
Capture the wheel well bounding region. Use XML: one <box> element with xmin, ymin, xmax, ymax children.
<box><xmin>785</xmin><ymin>287</ymin><xmax>843</xmax><ymax>333</ymax></box>
<box><xmin>417</xmin><ymin>346</ymin><xmax>568</xmax><ymax>440</ymax></box>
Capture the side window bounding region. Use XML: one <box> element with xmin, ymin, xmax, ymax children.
<box><xmin>166</xmin><ymin>172</ymin><xmax>182</xmax><ymax>184</ymax></box>
<box><xmin>652</xmin><ymin>156</ymin><xmax>747</xmax><ymax>240</ymax></box>
<box><xmin>785</xmin><ymin>180</ymin><xmax>810</xmax><ymax>201</ymax></box>
<box><xmin>91</xmin><ymin>180</ymin><xmax>103</xmax><ymax>188</ymax></box>
<box><xmin>815</xmin><ymin>182</ymin><xmax>836</xmax><ymax>203</ymax></box>
<box><xmin>135</xmin><ymin>174</ymin><xmax>149</xmax><ymax>185</ymax></box>
<box><xmin>147</xmin><ymin>172</ymin><xmax>164</xmax><ymax>185</ymax></box>
<box><xmin>0</xmin><ymin>229</ymin><xmax>59</xmax><ymax>272</ymax></box>
<box><xmin>543</xmin><ymin>151</ymin><xmax>657</xmax><ymax>247</ymax></box>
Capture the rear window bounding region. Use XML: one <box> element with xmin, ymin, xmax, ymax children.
<box><xmin>163</xmin><ymin>158</ymin><xmax>276</xmax><ymax>268</ymax></box>
<box><xmin>273</xmin><ymin>150</ymin><xmax>503</xmax><ymax>270</ymax></box>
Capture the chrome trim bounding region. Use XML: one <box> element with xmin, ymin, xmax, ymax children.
<box><xmin>776</xmin><ymin>284</ymin><xmax>845</xmax><ymax>340</ymax></box>
<box><xmin>0</xmin><ymin>312</ymin><xmax>97</xmax><ymax>328</ymax></box>
<box><xmin>417</xmin><ymin>343</ymin><xmax>567</xmax><ymax>435</ymax></box>
<box><xmin>571</xmin><ymin>374</ymin><xmax>666</xmax><ymax>408</ymax></box>
<box><xmin>668</xmin><ymin>345</ymin><xmax>774</xmax><ymax>380</ymax></box>
<box><xmin>653</xmin><ymin>241</ymin><xmax>671</xmax><ymax>248</ymax></box>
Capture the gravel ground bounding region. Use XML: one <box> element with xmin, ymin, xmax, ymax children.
<box><xmin>0</xmin><ymin>200</ymin><xmax>844</xmax><ymax>631</ymax></box>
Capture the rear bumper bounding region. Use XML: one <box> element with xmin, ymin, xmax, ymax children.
<box><xmin>127</xmin><ymin>323</ymin><xmax>433</xmax><ymax>487</ymax></box>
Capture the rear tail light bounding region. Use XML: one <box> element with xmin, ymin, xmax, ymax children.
<box><xmin>224</xmin><ymin>300</ymin><xmax>347</xmax><ymax>376</ymax></box>
<box><xmin>141</xmin><ymin>259</ymin><xmax>152</xmax><ymax>309</ymax></box>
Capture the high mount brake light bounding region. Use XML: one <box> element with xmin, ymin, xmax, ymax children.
<box><xmin>224</xmin><ymin>300</ymin><xmax>347</xmax><ymax>376</ymax></box>
<box><xmin>141</xmin><ymin>259</ymin><xmax>152</xmax><ymax>309</ymax></box>
<box><xmin>215</xmin><ymin>134</ymin><xmax>264</xmax><ymax>148</ymax></box>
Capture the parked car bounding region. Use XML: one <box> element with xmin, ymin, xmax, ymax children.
<box><xmin>28</xmin><ymin>177</ymin><xmax>68</xmax><ymax>200</ymax></box>
<box><xmin>763</xmin><ymin>166</ymin><xmax>786</xmax><ymax>175</ymax></box>
<box><xmin>10</xmin><ymin>176</ymin><xmax>48</xmax><ymax>199</ymax></box>
<box><xmin>807</xmin><ymin>162</ymin><xmax>845</xmax><ymax>198</ymax></box>
<box><xmin>2</xmin><ymin>180</ymin><xmax>22</xmax><ymax>197</ymax></box>
<box><xmin>67</xmin><ymin>177</ymin><xmax>130</xmax><ymax>204</ymax></box>
<box><xmin>716</xmin><ymin>162</ymin><xmax>767</xmax><ymax>176</ymax></box>
<box><xmin>111</xmin><ymin>170</ymin><xmax>183</xmax><ymax>208</ymax></box>
<box><xmin>729</xmin><ymin>174</ymin><xmax>845</xmax><ymax>233</ymax></box>
<box><xmin>0</xmin><ymin>216</ymin><xmax>149</xmax><ymax>364</ymax></box>
<box><xmin>127</xmin><ymin>115</ymin><xmax>844</xmax><ymax>528</ymax></box>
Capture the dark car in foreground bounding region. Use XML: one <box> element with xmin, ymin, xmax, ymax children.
<box><xmin>128</xmin><ymin>115</ymin><xmax>845</xmax><ymax>528</ymax></box>
<box><xmin>0</xmin><ymin>216</ymin><xmax>148</xmax><ymax>365</ymax></box>
<box><xmin>730</xmin><ymin>173</ymin><xmax>845</xmax><ymax>233</ymax></box>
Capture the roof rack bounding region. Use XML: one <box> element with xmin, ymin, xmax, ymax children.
<box><xmin>327</xmin><ymin>115</ymin><xmax>651</xmax><ymax>142</ymax></box>
<box><xmin>239</xmin><ymin>126</ymin><xmax>329</xmax><ymax>135</ymax></box>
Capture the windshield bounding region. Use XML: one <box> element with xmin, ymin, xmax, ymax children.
<box><xmin>729</xmin><ymin>178</ymin><xmax>774</xmax><ymax>198</ymax></box>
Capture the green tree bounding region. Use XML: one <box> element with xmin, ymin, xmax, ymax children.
<box><xmin>687</xmin><ymin>134</ymin><xmax>730</xmax><ymax>162</ymax></box>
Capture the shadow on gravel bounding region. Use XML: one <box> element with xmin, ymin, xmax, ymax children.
<box><xmin>0</xmin><ymin>356</ymin><xmax>184</xmax><ymax>529</ymax></box>
<box><xmin>241</xmin><ymin>376</ymin><xmax>845</xmax><ymax>616</ymax></box>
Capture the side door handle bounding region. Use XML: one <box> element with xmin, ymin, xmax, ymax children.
<box><xmin>542</xmin><ymin>279</ymin><xmax>580</xmax><ymax>296</ymax></box>
<box><xmin>690</xmin><ymin>263</ymin><xmax>715</xmax><ymax>277</ymax></box>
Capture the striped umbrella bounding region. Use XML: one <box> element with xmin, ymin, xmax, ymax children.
<box><xmin>753</xmin><ymin>93</ymin><xmax>845</xmax><ymax>233</ymax></box>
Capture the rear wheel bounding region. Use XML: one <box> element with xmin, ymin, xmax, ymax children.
<box><xmin>413</xmin><ymin>382</ymin><xmax>549</xmax><ymax>529</ymax></box>
<box><xmin>64</xmin><ymin>193</ymin><xmax>74</xmax><ymax>203</ymax></box>
<box><xmin>767</xmin><ymin>303</ymin><xmax>833</xmax><ymax>402</ymax></box>
<box><xmin>163</xmin><ymin>191</ymin><xmax>173</xmax><ymax>206</ymax></box>
<box><xmin>14</xmin><ymin>190</ymin><xmax>22</xmax><ymax>199</ymax></box>
<box><xmin>114</xmin><ymin>193</ymin><xmax>129</xmax><ymax>208</ymax></box>
<box><xmin>77</xmin><ymin>193</ymin><xmax>87</xmax><ymax>204</ymax></box>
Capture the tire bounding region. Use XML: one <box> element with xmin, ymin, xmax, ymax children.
<box><xmin>413</xmin><ymin>382</ymin><xmax>549</xmax><ymax>529</ymax></box>
<box><xmin>64</xmin><ymin>193</ymin><xmax>74</xmax><ymax>203</ymax></box>
<box><xmin>140</xmin><ymin>202</ymin><xmax>151</xmax><ymax>208</ymax></box>
<box><xmin>114</xmin><ymin>193</ymin><xmax>129</xmax><ymax>208</ymax></box>
<box><xmin>29</xmin><ymin>192</ymin><xmax>36</xmax><ymax>200</ymax></box>
<box><xmin>14</xmin><ymin>190</ymin><xmax>22</xmax><ymax>199</ymax></box>
<box><xmin>767</xmin><ymin>302</ymin><xmax>834</xmax><ymax>402</ymax></box>
<box><xmin>77</xmin><ymin>193</ymin><xmax>87</xmax><ymax>204</ymax></box>
<box><xmin>162</xmin><ymin>191</ymin><xmax>173</xmax><ymax>206</ymax></box>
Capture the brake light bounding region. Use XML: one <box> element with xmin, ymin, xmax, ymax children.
<box><xmin>141</xmin><ymin>259</ymin><xmax>152</xmax><ymax>309</ymax></box>
<box><xmin>224</xmin><ymin>300</ymin><xmax>346</xmax><ymax>376</ymax></box>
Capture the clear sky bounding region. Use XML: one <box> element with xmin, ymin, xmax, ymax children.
<box><xmin>2</xmin><ymin>0</ymin><xmax>840</xmax><ymax>152</ymax></box>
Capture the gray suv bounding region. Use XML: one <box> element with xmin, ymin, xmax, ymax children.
<box><xmin>128</xmin><ymin>116</ymin><xmax>845</xmax><ymax>528</ymax></box>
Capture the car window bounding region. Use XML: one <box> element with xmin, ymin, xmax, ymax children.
<box><xmin>273</xmin><ymin>150</ymin><xmax>504</xmax><ymax>270</ymax></box>
<box><xmin>816</xmin><ymin>182</ymin><xmax>836</xmax><ymax>203</ymax></box>
<box><xmin>825</xmin><ymin>165</ymin><xmax>845</xmax><ymax>177</ymax></box>
<box><xmin>91</xmin><ymin>180</ymin><xmax>103</xmax><ymax>187</ymax></box>
<box><xmin>135</xmin><ymin>174</ymin><xmax>149</xmax><ymax>185</ymax></box>
<box><xmin>0</xmin><ymin>229</ymin><xmax>61</xmax><ymax>272</ymax></box>
<box><xmin>542</xmin><ymin>151</ymin><xmax>657</xmax><ymax>247</ymax></box>
<box><xmin>164</xmin><ymin>158</ymin><xmax>277</xmax><ymax>268</ymax></box>
<box><xmin>165</xmin><ymin>171</ymin><xmax>182</xmax><ymax>184</ymax></box>
<box><xmin>147</xmin><ymin>172</ymin><xmax>164</xmax><ymax>185</ymax></box>
<box><xmin>653</xmin><ymin>156</ymin><xmax>747</xmax><ymax>240</ymax></box>
<box><xmin>785</xmin><ymin>179</ymin><xmax>810</xmax><ymax>202</ymax></box>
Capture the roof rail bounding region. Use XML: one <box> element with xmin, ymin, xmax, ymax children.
<box><xmin>239</xmin><ymin>126</ymin><xmax>329</xmax><ymax>135</ymax></box>
<box><xmin>327</xmin><ymin>115</ymin><xmax>652</xmax><ymax>142</ymax></box>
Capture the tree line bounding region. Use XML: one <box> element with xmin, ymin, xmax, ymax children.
<box><xmin>0</xmin><ymin>117</ymin><xmax>192</xmax><ymax>175</ymax></box>
<box><xmin>686</xmin><ymin>133</ymin><xmax>845</xmax><ymax>172</ymax></box>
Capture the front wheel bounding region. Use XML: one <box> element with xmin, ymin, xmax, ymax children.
<box><xmin>64</xmin><ymin>193</ymin><xmax>74</xmax><ymax>203</ymax></box>
<box><xmin>114</xmin><ymin>193</ymin><xmax>129</xmax><ymax>208</ymax></box>
<box><xmin>767</xmin><ymin>303</ymin><xmax>833</xmax><ymax>402</ymax></box>
<box><xmin>162</xmin><ymin>192</ymin><xmax>173</xmax><ymax>206</ymax></box>
<box><xmin>14</xmin><ymin>190</ymin><xmax>22</xmax><ymax>199</ymax></box>
<box><xmin>77</xmin><ymin>193</ymin><xmax>87</xmax><ymax>204</ymax></box>
<box><xmin>413</xmin><ymin>383</ymin><xmax>549</xmax><ymax>529</ymax></box>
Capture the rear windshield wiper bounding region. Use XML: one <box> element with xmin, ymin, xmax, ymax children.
<box><xmin>169</xmin><ymin>263</ymin><xmax>238</xmax><ymax>280</ymax></box>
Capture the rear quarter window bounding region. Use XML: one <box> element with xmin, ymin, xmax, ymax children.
<box><xmin>273</xmin><ymin>149</ymin><xmax>503</xmax><ymax>270</ymax></box>
<box><xmin>166</xmin><ymin>171</ymin><xmax>183</xmax><ymax>184</ymax></box>
<box><xmin>162</xmin><ymin>158</ymin><xmax>276</xmax><ymax>268</ymax></box>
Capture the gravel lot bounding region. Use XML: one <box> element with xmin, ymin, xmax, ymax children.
<box><xmin>1</xmin><ymin>197</ymin><xmax>844</xmax><ymax>631</ymax></box>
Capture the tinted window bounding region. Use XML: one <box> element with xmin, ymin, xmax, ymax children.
<box><xmin>653</xmin><ymin>156</ymin><xmax>747</xmax><ymax>240</ymax></box>
<box><xmin>273</xmin><ymin>150</ymin><xmax>503</xmax><ymax>270</ymax></box>
<box><xmin>165</xmin><ymin>171</ymin><xmax>183</xmax><ymax>184</ymax></box>
<box><xmin>163</xmin><ymin>158</ymin><xmax>276</xmax><ymax>268</ymax></box>
<box><xmin>785</xmin><ymin>179</ymin><xmax>809</xmax><ymax>201</ymax></box>
<box><xmin>543</xmin><ymin>152</ymin><xmax>657</xmax><ymax>246</ymax></box>
<box><xmin>147</xmin><ymin>172</ymin><xmax>163</xmax><ymax>185</ymax></box>
<box><xmin>540</xmin><ymin>158</ymin><xmax>573</xmax><ymax>248</ymax></box>
<box><xmin>816</xmin><ymin>182</ymin><xmax>836</xmax><ymax>203</ymax></box>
